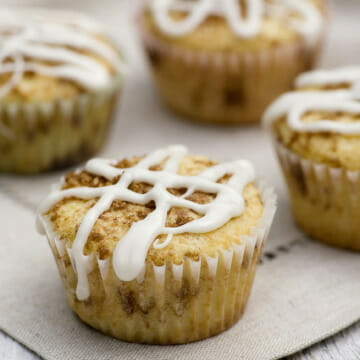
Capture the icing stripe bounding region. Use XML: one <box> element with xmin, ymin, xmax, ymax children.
<box><xmin>149</xmin><ymin>0</ymin><xmax>323</xmax><ymax>43</ymax></box>
<box><xmin>0</xmin><ymin>7</ymin><xmax>124</xmax><ymax>97</ymax></box>
<box><xmin>37</xmin><ymin>145</ymin><xmax>255</xmax><ymax>300</ymax></box>
<box><xmin>263</xmin><ymin>66</ymin><xmax>360</xmax><ymax>134</ymax></box>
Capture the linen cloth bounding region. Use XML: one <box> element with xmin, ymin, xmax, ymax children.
<box><xmin>1</xmin><ymin>1</ymin><xmax>360</xmax><ymax>359</ymax></box>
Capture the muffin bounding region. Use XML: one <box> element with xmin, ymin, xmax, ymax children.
<box><xmin>37</xmin><ymin>145</ymin><xmax>276</xmax><ymax>344</ymax></box>
<box><xmin>263</xmin><ymin>66</ymin><xmax>360</xmax><ymax>251</ymax></box>
<box><xmin>139</xmin><ymin>0</ymin><xmax>327</xmax><ymax>125</ymax></box>
<box><xmin>0</xmin><ymin>7</ymin><xmax>124</xmax><ymax>174</ymax></box>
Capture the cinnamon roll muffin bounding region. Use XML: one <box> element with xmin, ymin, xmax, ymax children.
<box><xmin>0</xmin><ymin>8</ymin><xmax>124</xmax><ymax>173</ymax></box>
<box><xmin>140</xmin><ymin>0</ymin><xmax>327</xmax><ymax>125</ymax></box>
<box><xmin>264</xmin><ymin>66</ymin><xmax>360</xmax><ymax>251</ymax></box>
<box><xmin>37</xmin><ymin>145</ymin><xmax>276</xmax><ymax>344</ymax></box>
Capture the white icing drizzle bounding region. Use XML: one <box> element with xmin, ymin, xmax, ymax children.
<box><xmin>263</xmin><ymin>66</ymin><xmax>360</xmax><ymax>134</ymax></box>
<box><xmin>0</xmin><ymin>7</ymin><xmax>124</xmax><ymax>97</ymax></box>
<box><xmin>149</xmin><ymin>0</ymin><xmax>323</xmax><ymax>43</ymax></box>
<box><xmin>37</xmin><ymin>145</ymin><xmax>255</xmax><ymax>300</ymax></box>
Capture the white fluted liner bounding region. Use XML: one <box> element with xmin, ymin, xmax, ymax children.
<box><xmin>276</xmin><ymin>141</ymin><xmax>360</xmax><ymax>198</ymax></box>
<box><xmin>0</xmin><ymin>73</ymin><xmax>123</xmax><ymax>173</ymax></box>
<box><xmin>140</xmin><ymin>26</ymin><xmax>313</xmax><ymax>71</ymax></box>
<box><xmin>275</xmin><ymin>141</ymin><xmax>360</xmax><ymax>250</ymax></box>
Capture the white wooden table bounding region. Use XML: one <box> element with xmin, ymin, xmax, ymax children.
<box><xmin>1</xmin><ymin>0</ymin><xmax>359</xmax><ymax>359</ymax></box>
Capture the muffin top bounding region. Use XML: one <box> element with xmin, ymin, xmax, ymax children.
<box><xmin>37</xmin><ymin>145</ymin><xmax>264</xmax><ymax>299</ymax></box>
<box><xmin>0</xmin><ymin>8</ymin><xmax>124</xmax><ymax>103</ymax></box>
<box><xmin>263</xmin><ymin>66</ymin><xmax>360</xmax><ymax>171</ymax></box>
<box><xmin>141</xmin><ymin>0</ymin><xmax>326</xmax><ymax>52</ymax></box>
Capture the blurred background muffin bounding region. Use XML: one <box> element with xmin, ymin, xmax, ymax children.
<box><xmin>263</xmin><ymin>66</ymin><xmax>360</xmax><ymax>251</ymax></box>
<box><xmin>140</xmin><ymin>0</ymin><xmax>328</xmax><ymax>125</ymax></box>
<box><xmin>0</xmin><ymin>7</ymin><xmax>125</xmax><ymax>174</ymax></box>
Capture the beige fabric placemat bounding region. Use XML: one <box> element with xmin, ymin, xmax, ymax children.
<box><xmin>1</xmin><ymin>1</ymin><xmax>360</xmax><ymax>359</ymax></box>
<box><xmin>1</xmin><ymin>185</ymin><xmax>360</xmax><ymax>360</ymax></box>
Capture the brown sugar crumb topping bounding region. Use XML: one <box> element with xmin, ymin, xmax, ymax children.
<box><xmin>59</xmin><ymin>156</ymin><xmax>232</xmax><ymax>231</ymax></box>
<box><xmin>47</xmin><ymin>154</ymin><xmax>264</xmax><ymax>264</ymax></box>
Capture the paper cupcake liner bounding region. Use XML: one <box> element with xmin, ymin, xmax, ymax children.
<box><xmin>40</xmin><ymin>181</ymin><xmax>276</xmax><ymax>344</ymax></box>
<box><xmin>0</xmin><ymin>74</ymin><xmax>123</xmax><ymax>174</ymax></box>
<box><xmin>139</xmin><ymin>20</ymin><xmax>323</xmax><ymax>125</ymax></box>
<box><xmin>275</xmin><ymin>141</ymin><xmax>360</xmax><ymax>251</ymax></box>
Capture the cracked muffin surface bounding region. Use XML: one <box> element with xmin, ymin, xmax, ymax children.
<box><xmin>0</xmin><ymin>35</ymin><xmax>119</xmax><ymax>103</ymax></box>
<box><xmin>47</xmin><ymin>154</ymin><xmax>264</xmax><ymax>265</ymax></box>
<box><xmin>141</xmin><ymin>0</ymin><xmax>326</xmax><ymax>52</ymax></box>
<box><xmin>272</xmin><ymin>84</ymin><xmax>360</xmax><ymax>171</ymax></box>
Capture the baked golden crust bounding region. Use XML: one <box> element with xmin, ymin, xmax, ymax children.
<box><xmin>141</xmin><ymin>0</ymin><xmax>326</xmax><ymax>53</ymax></box>
<box><xmin>47</xmin><ymin>154</ymin><xmax>264</xmax><ymax>265</ymax></box>
<box><xmin>273</xmin><ymin>84</ymin><xmax>360</xmax><ymax>171</ymax></box>
<box><xmin>0</xmin><ymin>35</ymin><xmax>118</xmax><ymax>103</ymax></box>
